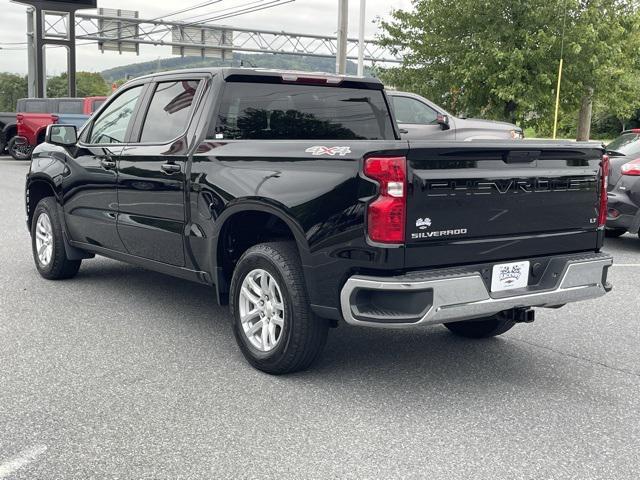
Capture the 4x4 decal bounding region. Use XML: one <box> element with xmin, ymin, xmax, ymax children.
<box><xmin>305</xmin><ymin>146</ymin><xmax>352</xmax><ymax>156</ymax></box>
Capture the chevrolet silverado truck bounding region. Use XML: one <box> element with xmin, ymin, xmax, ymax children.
<box><xmin>25</xmin><ymin>68</ymin><xmax>613</xmax><ymax>374</ymax></box>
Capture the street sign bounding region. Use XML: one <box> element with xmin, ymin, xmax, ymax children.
<box><xmin>97</xmin><ymin>8</ymin><xmax>139</xmax><ymax>54</ymax></box>
<box><xmin>171</xmin><ymin>25</ymin><xmax>233</xmax><ymax>59</ymax></box>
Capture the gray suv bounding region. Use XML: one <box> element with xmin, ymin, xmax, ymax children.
<box><xmin>387</xmin><ymin>91</ymin><xmax>523</xmax><ymax>141</ymax></box>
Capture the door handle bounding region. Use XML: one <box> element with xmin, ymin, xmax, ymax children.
<box><xmin>100</xmin><ymin>158</ymin><xmax>116</xmax><ymax>170</ymax></box>
<box><xmin>161</xmin><ymin>163</ymin><xmax>181</xmax><ymax>174</ymax></box>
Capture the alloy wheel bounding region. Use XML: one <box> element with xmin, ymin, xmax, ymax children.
<box><xmin>35</xmin><ymin>212</ymin><xmax>54</xmax><ymax>266</ymax></box>
<box><xmin>238</xmin><ymin>268</ymin><xmax>285</xmax><ymax>352</ymax></box>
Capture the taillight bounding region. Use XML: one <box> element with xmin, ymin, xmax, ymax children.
<box><xmin>621</xmin><ymin>158</ymin><xmax>640</xmax><ymax>176</ymax></box>
<box><xmin>598</xmin><ymin>154</ymin><xmax>610</xmax><ymax>228</ymax></box>
<box><xmin>363</xmin><ymin>156</ymin><xmax>407</xmax><ymax>244</ymax></box>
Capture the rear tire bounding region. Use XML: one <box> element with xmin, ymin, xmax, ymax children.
<box><xmin>230</xmin><ymin>241</ymin><xmax>328</xmax><ymax>374</ymax></box>
<box><xmin>8</xmin><ymin>137</ymin><xmax>33</xmax><ymax>161</ymax></box>
<box><xmin>31</xmin><ymin>197</ymin><xmax>82</xmax><ymax>280</ymax></box>
<box><xmin>444</xmin><ymin>315</ymin><xmax>515</xmax><ymax>339</ymax></box>
<box><xmin>605</xmin><ymin>228</ymin><xmax>626</xmax><ymax>238</ymax></box>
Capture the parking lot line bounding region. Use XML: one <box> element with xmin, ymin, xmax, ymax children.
<box><xmin>611</xmin><ymin>264</ymin><xmax>640</xmax><ymax>267</ymax></box>
<box><xmin>0</xmin><ymin>445</ymin><xmax>47</xmax><ymax>479</ymax></box>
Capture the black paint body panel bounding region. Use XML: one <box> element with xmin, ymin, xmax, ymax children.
<box><xmin>25</xmin><ymin>68</ymin><xmax>606</xmax><ymax>319</ymax></box>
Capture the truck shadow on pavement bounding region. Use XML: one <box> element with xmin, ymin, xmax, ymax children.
<box><xmin>70</xmin><ymin>258</ymin><xmax>585</xmax><ymax>392</ymax></box>
<box><xmin>604</xmin><ymin>234</ymin><xmax>640</xmax><ymax>252</ymax></box>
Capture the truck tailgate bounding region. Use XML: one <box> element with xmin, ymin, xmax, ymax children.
<box><xmin>404</xmin><ymin>141</ymin><xmax>604</xmax><ymax>268</ymax></box>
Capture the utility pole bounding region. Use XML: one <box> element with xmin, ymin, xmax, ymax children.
<box><xmin>336</xmin><ymin>0</ymin><xmax>348</xmax><ymax>74</ymax></box>
<box><xmin>552</xmin><ymin>0</ymin><xmax>568</xmax><ymax>139</ymax></box>
<box><xmin>357</xmin><ymin>0</ymin><xmax>365</xmax><ymax>76</ymax></box>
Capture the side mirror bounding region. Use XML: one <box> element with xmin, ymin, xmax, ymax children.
<box><xmin>436</xmin><ymin>114</ymin><xmax>450</xmax><ymax>130</ymax></box>
<box><xmin>46</xmin><ymin>124</ymin><xmax>77</xmax><ymax>147</ymax></box>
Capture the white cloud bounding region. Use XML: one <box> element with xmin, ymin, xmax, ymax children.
<box><xmin>0</xmin><ymin>0</ymin><xmax>412</xmax><ymax>75</ymax></box>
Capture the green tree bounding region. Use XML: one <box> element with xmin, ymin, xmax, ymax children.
<box><xmin>0</xmin><ymin>73</ymin><xmax>27</xmax><ymax>111</ymax></box>
<box><xmin>378</xmin><ymin>0</ymin><xmax>640</xmax><ymax>139</ymax></box>
<box><xmin>46</xmin><ymin>71</ymin><xmax>110</xmax><ymax>98</ymax></box>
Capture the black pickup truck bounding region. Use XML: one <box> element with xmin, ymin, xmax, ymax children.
<box><xmin>26</xmin><ymin>68</ymin><xmax>613</xmax><ymax>374</ymax></box>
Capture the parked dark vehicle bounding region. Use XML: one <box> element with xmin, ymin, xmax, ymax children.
<box><xmin>26</xmin><ymin>68</ymin><xmax>612</xmax><ymax>374</ymax></box>
<box><xmin>0</xmin><ymin>112</ymin><xmax>17</xmax><ymax>154</ymax></box>
<box><xmin>387</xmin><ymin>90</ymin><xmax>524</xmax><ymax>141</ymax></box>
<box><xmin>605</xmin><ymin>130</ymin><xmax>640</xmax><ymax>239</ymax></box>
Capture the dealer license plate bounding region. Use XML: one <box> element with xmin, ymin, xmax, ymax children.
<box><xmin>491</xmin><ymin>261</ymin><xmax>530</xmax><ymax>292</ymax></box>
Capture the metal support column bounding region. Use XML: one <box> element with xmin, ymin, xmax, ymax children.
<box><xmin>26</xmin><ymin>7</ymin><xmax>37</xmax><ymax>97</ymax></box>
<box><xmin>357</xmin><ymin>0</ymin><xmax>365</xmax><ymax>76</ymax></box>
<box><xmin>336</xmin><ymin>0</ymin><xmax>348</xmax><ymax>74</ymax></box>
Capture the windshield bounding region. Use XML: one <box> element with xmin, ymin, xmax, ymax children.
<box><xmin>607</xmin><ymin>132</ymin><xmax>640</xmax><ymax>156</ymax></box>
<box><xmin>213</xmin><ymin>82</ymin><xmax>395</xmax><ymax>140</ymax></box>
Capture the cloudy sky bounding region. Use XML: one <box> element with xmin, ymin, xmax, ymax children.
<box><xmin>0</xmin><ymin>0</ymin><xmax>412</xmax><ymax>75</ymax></box>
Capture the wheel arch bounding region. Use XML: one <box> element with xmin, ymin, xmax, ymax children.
<box><xmin>35</xmin><ymin>127</ymin><xmax>48</xmax><ymax>146</ymax></box>
<box><xmin>1</xmin><ymin>123</ymin><xmax>17</xmax><ymax>151</ymax></box>
<box><xmin>3</xmin><ymin>123</ymin><xmax>17</xmax><ymax>138</ymax></box>
<box><xmin>26</xmin><ymin>178</ymin><xmax>60</xmax><ymax>229</ymax></box>
<box><xmin>212</xmin><ymin>200</ymin><xmax>311</xmax><ymax>305</ymax></box>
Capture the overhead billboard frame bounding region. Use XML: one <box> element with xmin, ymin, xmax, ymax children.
<box><xmin>11</xmin><ymin>0</ymin><xmax>98</xmax><ymax>97</ymax></box>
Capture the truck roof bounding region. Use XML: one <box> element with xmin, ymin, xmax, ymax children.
<box><xmin>129</xmin><ymin>67</ymin><xmax>384</xmax><ymax>89</ymax></box>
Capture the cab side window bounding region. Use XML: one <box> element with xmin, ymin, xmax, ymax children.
<box><xmin>392</xmin><ymin>96</ymin><xmax>438</xmax><ymax>125</ymax></box>
<box><xmin>138</xmin><ymin>80</ymin><xmax>200</xmax><ymax>143</ymax></box>
<box><xmin>89</xmin><ymin>85</ymin><xmax>144</xmax><ymax>144</ymax></box>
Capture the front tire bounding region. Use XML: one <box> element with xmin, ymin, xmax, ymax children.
<box><xmin>444</xmin><ymin>315</ymin><xmax>515</xmax><ymax>339</ymax></box>
<box><xmin>31</xmin><ymin>197</ymin><xmax>81</xmax><ymax>280</ymax></box>
<box><xmin>230</xmin><ymin>242</ymin><xmax>328</xmax><ymax>374</ymax></box>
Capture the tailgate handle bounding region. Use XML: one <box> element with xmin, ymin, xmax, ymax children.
<box><xmin>504</xmin><ymin>150</ymin><xmax>541</xmax><ymax>163</ymax></box>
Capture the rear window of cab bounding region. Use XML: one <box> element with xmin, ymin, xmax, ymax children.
<box><xmin>211</xmin><ymin>82</ymin><xmax>395</xmax><ymax>141</ymax></box>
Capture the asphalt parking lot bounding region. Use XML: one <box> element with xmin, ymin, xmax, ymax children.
<box><xmin>1</xmin><ymin>155</ymin><xmax>639</xmax><ymax>480</ymax></box>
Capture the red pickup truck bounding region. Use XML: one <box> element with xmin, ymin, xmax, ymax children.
<box><xmin>7</xmin><ymin>96</ymin><xmax>106</xmax><ymax>160</ymax></box>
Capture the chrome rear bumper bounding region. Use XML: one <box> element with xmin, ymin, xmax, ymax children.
<box><xmin>340</xmin><ymin>252</ymin><xmax>613</xmax><ymax>328</ymax></box>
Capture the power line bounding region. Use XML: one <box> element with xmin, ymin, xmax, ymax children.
<box><xmin>74</xmin><ymin>0</ymin><xmax>294</xmax><ymax>49</ymax></box>
<box><xmin>172</xmin><ymin>0</ymin><xmax>273</xmax><ymax>23</ymax></box>
<box><xmin>80</xmin><ymin>0</ymin><xmax>225</xmax><ymax>46</ymax></box>
<box><xmin>1</xmin><ymin>0</ymin><xmax>293</xmax><ymax>52</ymax></box>
<box><xmin>0</xmin><ymin>0</ymin><xmax>225</xmax><ymax>49</ymax></box>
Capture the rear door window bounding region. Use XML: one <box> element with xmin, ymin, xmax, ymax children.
<box><xmin>138</xmin><ymin>80</ymin><xmax>200</xmax><ymax>143</ymax></box>
<box><xmin>213</xmin><ymin>82</ymin><xmax>394</xmax><ymax>140</ymax></box>
<box><xmin>22</xmin><ymin>100</ymin><xmax>48</xmax><ymax>113</ymax></box>
<box><xmin>57</xmin><ymin>101</ymin><xmax>83</xmax><ymax>114</ymax></box>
